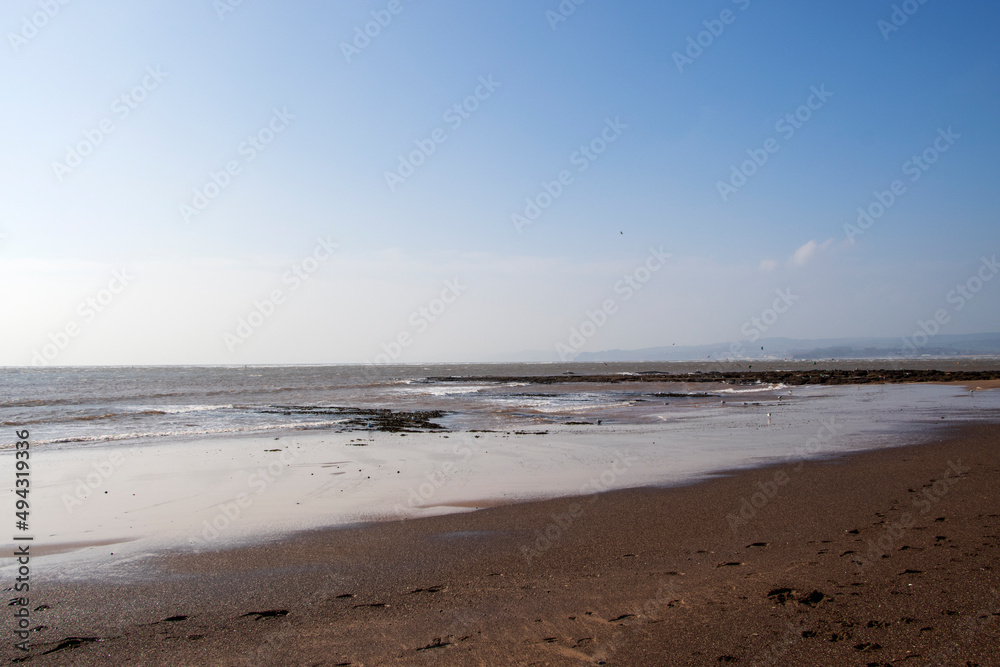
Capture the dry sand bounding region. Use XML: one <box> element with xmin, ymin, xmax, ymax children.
<box><xmin>13</xmin><ymin>423</ymin><xmax>1000</xmax><ymax>666</ymax></box>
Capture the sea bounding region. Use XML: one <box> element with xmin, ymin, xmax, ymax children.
<box><xmin>3</xmin><ymin>360</ymin><xmax>998</xmax><ymax>449</ymax></box>
<box><xmin>0</xmin><ymin>362</ymin><xmax>767</xmax><ymax>447</ymax></box>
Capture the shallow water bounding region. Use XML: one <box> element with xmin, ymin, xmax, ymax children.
<box><xmin>3</xmin><ymin>380</ymin><xmax>998</xmax><ymax>579</ymax></box>
<box><xmin>4</xmin><ymin>362</ymin><xmax>996</xmax><ymax>447</ymax></box>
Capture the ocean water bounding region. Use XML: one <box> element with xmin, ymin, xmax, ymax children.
<box><xmin>0</xmin><ymin>363</ymin><xmax>770</xmax><ymax>446</ymax></box>
<box><xmin>3</xmin><ymin>364</ymin><xmax>1000</xmax><ymax>569</ymax></box>
<box><xmin>1</xmin><ymin>362</ymin><xmax>997</xmax><ymax>448</ymax></box>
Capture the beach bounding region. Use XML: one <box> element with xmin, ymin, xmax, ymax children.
<box><xmin>12</xmin><ymin>421</ymin><xmax>1000</xmax><ymax>665</ymax></box>
<box><xmin>3</xmin><ymin>365</ymin><xmax>999</xmax><ymax>665</ymax></box>
<box><xmin>9</xmin><ymin>0</ymin><xmax>998</xmax><ymax>662</ymax></box>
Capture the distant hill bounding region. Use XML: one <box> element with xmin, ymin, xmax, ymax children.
<box><xmin>510</xmin><ymin>333</ymin><xmax>1000</xmax><ymax>362</ymax></box>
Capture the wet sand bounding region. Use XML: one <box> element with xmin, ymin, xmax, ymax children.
<box><xmin>17</xmin><ymin>422</ymin><xmax>999</xmax><ymax>665</ymax></box>
<box><xmin>962</xmin><ymin>379</ymin><xmax>1000</xmax><ymax>391</ymax></box>
<box><xmin>13</xmin><ymin>381</ymin><xmax>998</xmax><ymax>558</ymax></box>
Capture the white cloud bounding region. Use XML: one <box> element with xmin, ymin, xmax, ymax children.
<box><xmin>759</xmin><ymin>259</ymin><xmax>777</xmax><ymax>272</ymax></box>
<box><xmin>790</xmin><ymin>238</ymin><xmax>833</xmax><ymax>267</ymax></box>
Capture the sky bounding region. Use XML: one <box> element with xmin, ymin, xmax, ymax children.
<box><xmin>1</xmin><ymin>0</ymin><xmax>998</xmax><ymax>365</ymax></box>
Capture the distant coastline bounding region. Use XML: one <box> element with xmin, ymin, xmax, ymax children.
<box><xmin>505</xmin><ymin>332</ymin><xmax>1000</xmax><ymax>363</ymax></box>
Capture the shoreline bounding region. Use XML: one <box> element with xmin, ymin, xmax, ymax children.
<box><xmin>16</xmin><ymin>412</ymin><xmax>986</xmax><ymax>564</ymax></box>
<box><xmin>6</xmin><ymin>371</ymin><xmax>999</xmax><ymax>453</ymax></box>
<box><xmin>14</xmin><ymin>421</ymin><xmax>1000</xmax><ymax>665</ymax></box>
<box><xmin>7</xmin><ymin>382</ymin><xmax>999</xmax><ymax>570</ymax></box>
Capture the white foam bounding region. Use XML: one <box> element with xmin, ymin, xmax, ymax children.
<box><xmin>717</xmin><ymin>383</ymin><xmax>788</xmax><ymax>394</ymax></box>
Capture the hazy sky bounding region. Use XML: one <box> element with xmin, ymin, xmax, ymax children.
<box><xmin>2</xmin><ymin>0</ymin><xmax>998</xmax><ymax>365</ymax></box>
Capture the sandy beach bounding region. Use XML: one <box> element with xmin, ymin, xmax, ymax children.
<box><xmin>11</xmin><ymin>419</ymin><xmax>999</xmax><ymax>665</ymax></box>
<box><xmin>8</xmin><ymin>0</ymin><xmax>998</xmax><ymax>662</ymax></box>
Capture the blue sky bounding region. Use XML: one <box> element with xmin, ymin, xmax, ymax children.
<box><xmin>2</xmin><ymin>0</ymin><xmax>998</xmax><ymax>364</ymax></box>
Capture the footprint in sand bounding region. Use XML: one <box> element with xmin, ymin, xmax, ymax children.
<box><xmin>608</xmin><ymin>613</ymin><xmax>637</xmax><ymax>623</ymax></box>
<box><xmin>41</xmin><ymin>637</ymin><xmax>100</xmax><ymax>656</ymax></box>
<box><xmin>853</xmin><ymin>642</ymin><xmax>883</xmax><ymax>651</ymax></box>
<box><xmin>415</xmin><ymin>637</ymin><xmax>453</xmax><ymax>651</ymax></box>
<box><xmin>799</xmin><ymin>590</ymin><xmax>826</xmax><ymax>606</ymax></box>
<box><xmin>241</xmin><ymin>610</ymin><xmax>289</xmax><ymax>620</ymax></box>
<box><xmin>766</xmin><ymin>588</ymin><xmax>796</xmax><ymax>604</ymax></box>
<box><xmin>409</xmin><ymin>585</ymin><xmax>445</xmax><ymax>594</ymax></box>
<box><xmin>766</xmin><ymin>588</ymin><xmax>826</xmax><ymax>606</ymax></box>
